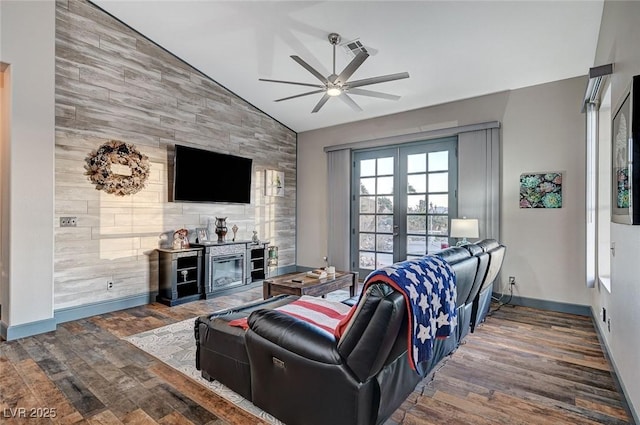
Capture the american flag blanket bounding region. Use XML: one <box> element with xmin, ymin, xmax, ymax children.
<box><xmin>335</xmin><ymin>255</ymin><xmax>457</xmax><ymax>371</ymax></box>
<box><xmin>228</xmin><ymin>295</ymin><xmax>351</xmax><ymax>333</ymax></box>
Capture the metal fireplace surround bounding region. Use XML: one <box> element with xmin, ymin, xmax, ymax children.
<box><xmin>194</xmin><ymin>241</ymin><xmax>268</xmax><ymax>298</ymax></box>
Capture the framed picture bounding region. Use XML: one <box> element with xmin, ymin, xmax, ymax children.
<box><xmin>612</xmin><ymin>75</ymin><xmax>640</xmax><ymax>224</ymax></box>
<box><xmin>519</xmin><ymin>172</ymin><xmax>563</xmax><ymax>208</ymax></box>
<box><xmin>265</xmin><ymin>169</ymin><xmax>284</xmax><ymax>197</ymax></box>
<box><xmin>195</xmin><ymin>227</ymin><xmax>209</xmax><ymax>243</ymax></box>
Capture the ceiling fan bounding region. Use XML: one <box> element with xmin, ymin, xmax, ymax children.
<box><xmin>259</xmin><ymin>33</ymin><xmax>410</xmax><ymax>113</ymax></box>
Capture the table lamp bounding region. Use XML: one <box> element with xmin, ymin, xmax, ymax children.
<box><xmin>450</xmin><ymin>217</ymin><xmax>479</xmax><ymax>246</ymax></box>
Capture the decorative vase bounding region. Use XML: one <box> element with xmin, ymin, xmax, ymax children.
<box><xmin>252</xmin><ymin>230</ymin><xmax>259</xmax><ymax>243</ymax></box>
<box><xmin>214</xmin><ymin>217</ymin><xmax>228</xmax><ymax>243</ymax></box>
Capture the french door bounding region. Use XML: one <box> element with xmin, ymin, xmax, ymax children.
<box><xmin>351</xmin><ymin>138</ymin><xmax>457</xmax><ymax>277</ymax></box>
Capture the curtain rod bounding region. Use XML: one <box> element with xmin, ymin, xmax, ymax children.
<box><xmin>323</xmin><ymin>121</ymin><xmax>500</xmax><ymax>153</ymax></box>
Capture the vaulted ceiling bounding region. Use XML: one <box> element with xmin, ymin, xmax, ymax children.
<box><xmin>93</xmin><ymin>1</ymin><xmax>604</xmax><ymax>132</ymax></box>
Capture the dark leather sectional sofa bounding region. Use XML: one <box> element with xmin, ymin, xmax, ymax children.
<box><xmin>195</xmin><ymin>239</ymin><xmax>506</xmax><ymax>425</ymax></box>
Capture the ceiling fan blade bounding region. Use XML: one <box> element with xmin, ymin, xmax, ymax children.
<box><xmin>290</xmin><ymin>55</ymin><xmax>329</xmax><ymax>84</ymax></box>
<box><xmin>347</xmin><ymin>88</ymin><xmax>401</xmax><ymax>101</ymax></box>
<box><xmin>275</xmin><ymin>89</ymin><xmax>326</xmax><ymax>102</ymax></box>
<box><xmin>346</xmin><ymin>72</ymin><xmax>410</xmax><ymax>89</ymax></box>
<box><xmin>311</xmin><ymin>93</ymin><xmax>331</xmax><ymax>113</ymax></box>
<box><xmin>259</xmin><ymin>78</ymin><xmax>324</xmax><ymax>89</ymax></box>
<box><xmin>335</xmin><ymin>51</ymin><xmax>369</xmax><ymax>85</ymax></box>
<box><xmin>339</xmin><ymin>93</ymin><xmax>363</xmax><ymax>112</ymax></box>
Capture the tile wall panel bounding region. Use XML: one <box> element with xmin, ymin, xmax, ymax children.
<box><xmin>54</xmin><ymin>0</ymin><xmax>297</xmax><ymax>309</ymax></box>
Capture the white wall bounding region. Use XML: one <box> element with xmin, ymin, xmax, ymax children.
<box><xmin>501</xmin><ymin>78</ymin><xmax>589</xmax><ymax>306</ymax></box>
<box><xmin>590</xmin><ymin>1</ymin><xmax>640</xmax><ymax>420</ymax></box>
<box><xmin>0</xmin><ymin>1</ymin><xmax>55</xmax><ymax>337</ymax></box>
<box><xmin>297</xmin><ymin>76</ymin><xmax>589</xmax><ymax>308</ymax></box>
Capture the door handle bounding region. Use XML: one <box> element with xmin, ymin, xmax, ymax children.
<box><xmin>393</xmin><ymin>225</ymin><xmax>399</xmax><ymax>237</ymax></box>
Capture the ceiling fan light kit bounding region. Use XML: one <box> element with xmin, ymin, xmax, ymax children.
<box><xmin>259</xmin><ymin>32</ymin><xmax>409</xmax><ymax>113</ymax></box>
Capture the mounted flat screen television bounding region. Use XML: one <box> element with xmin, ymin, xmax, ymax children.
<box><xmin>173</xmin><ymin>144</ymin><xmax>252</xmax><ymax>204</ymax></box>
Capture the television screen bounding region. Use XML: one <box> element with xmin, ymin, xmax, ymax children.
<box><xmin>173</xmin><ymin>144</ymin><xmax>253</xmax><ymax>204</ymax></box>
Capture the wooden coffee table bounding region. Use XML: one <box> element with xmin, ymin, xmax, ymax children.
<box><xmin>263</xmin><ymin>271</ymin><xmax>358</xmax><ymax>299</ymax></box>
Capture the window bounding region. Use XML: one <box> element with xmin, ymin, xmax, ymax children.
<box><xmin>351</xmin><ymin>138</ymin><xmax>457</xmax><ymax>276</ymax></box>
<box><xmin>586</xmin><ymin>79</ymin><xmax>612</xmax><ymax>292</ymax></box>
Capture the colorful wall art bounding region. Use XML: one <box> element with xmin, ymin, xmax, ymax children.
<box><xmin>519</xmin><ymin>172</ymin><xmax>563</xmax><ymax>208</ymax></box>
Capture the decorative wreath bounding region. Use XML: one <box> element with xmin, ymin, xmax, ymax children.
<box><xmin>85</xmin><ymin>140</ymin><xmax>150</xmax><ymax>196</ymax></box>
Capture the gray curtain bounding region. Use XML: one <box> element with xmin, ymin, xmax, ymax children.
<box><xmin>458</xmin><ymin>128</ymin><xmax>501</xmax><ymax>240</ymax></box>
<box><xmin>326</xmin><ymin>149</ymin><xmax>351</xmax><ymax>271</ymax></box>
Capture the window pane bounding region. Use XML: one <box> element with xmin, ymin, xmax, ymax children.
<box><xmin>429</xmin><ymin>151</ymin><xmax>448</xmax><ymax>171</ymax></box>
<box><xmin>376</xmin><ymin>234</ymin><xmax>394</xmax><ymax>252</ymax></box>
<box><xmin>428</xmin><ymin>236</ymin><xmax>449</xmax><ymax>253</ymax></box>
<box><xmin>427</xmin><ymin>195</ymin><xmax>448</xmax><ymax>213</ymax></box>
<box><xmin>407</xmin><ymin>195</ymin><xmax>426</xmax><ymax>213</ymax></box>
<box><xmin>377</xmin><ymin>196</ymin><xmax>393</xmax><ymax>213</ymax></box>
<box><xmin>407</xmin><ymin>235</ymin><xmax>426</xmax><ymax>255</ymax></box>
<box><xmin>360</xmin><ymin>215</ymin><xmax>375</xmax><ymax>232</ymax></box>
<box><xmin>376</xmin><ymin>253</ymin><xmax>393</xmax><ymax>268</ymax></box>
<box><xmin>377</xmin><ymin>176</ymin><xmax>394</xmax><ymax>194</ymax></box>
<box><xmin>407</xmin><ymin>174</ymin><xmax>426</xmax><ymax>193</ymax></box>
<box><xmin>376</xmin><ymin>215</ymin><xmax>393</xmax><ymax>232</ymax></box>
<box><xmin>360</xmin><ymin>178</ymin><xmax>375</xmax><ymax>195</ymax></box>
<box><xmin>360</xmin><ymin>196</ymin><xmax>375</xmax><ymax>213</ymax></box>
<box><xmin>407</xmin><ymin>215</ymin><xmax>426</xmax><ymax>234</ymax></box>
<box><xmin>359</xmin><ymin>233</ymin><xmax>375</xmax><ymax>251</ymax></box>
<box><xmin>359</xmin><ymin>252</ymin><xmax>375</xmax><ymax>269</ymax></box>
<box><xmin>407</xmin><ymin>153</ymin><xmax>426</xmax><ymax>173</ymax></box>
<box><xmin>360</xmin><ymin>159</ymin><xmax>375</xmax><ymax>177</ymax></box>
<box><xmin>428</xmin><ymin>172</ymin><xmax>448</xmax><ymax>193</ymax></box>
<box><xmin>428</xmin><ymin>215</ymin><xmax>449</xmax><ymax>235</ymax></box>
<box><xmin>378</xmin><ymin>157</ymin><xmax>394</xmax><ymax>175</ymax></box>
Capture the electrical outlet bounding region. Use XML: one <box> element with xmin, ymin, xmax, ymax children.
<box><xmin>60</xmin><ymin>217</ymin><xmax>77</xmax><ymax>227</ymax></box>
<box><xmin>107</xmin><ymin>281</ymin><xmax>113</xmax><ymax>290</ymax></box>
<box><xmin>509</xmin><ymin>276</ymin><xmax>516</xmax><ymax>285</ymax></box>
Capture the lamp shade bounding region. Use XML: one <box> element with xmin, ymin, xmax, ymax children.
<box><xmin>450</xmin><ymin>218</ymin><xmax>479</xmax><ymax>239</ymax></box>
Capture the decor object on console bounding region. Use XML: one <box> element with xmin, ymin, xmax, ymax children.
<box><xmin>231</xmin><ymin>224</ymin><xmax>239</xmax><ymax>241</ymax></box>
<box><xmin>264</xmin><ymin>169</ymin><xmax>284</xmax><ymax>197</ymax></box>
<box><xmin>214</xmin><ymin>217</ymin><xmax>227</xmax><ymax>243</ymax></box>
<box><xmin>519</xmin><ymin>172</ymin><xmax>563</xmax><ymax>208</ymax></box>
<box><xmin>450</xmin><ymin>217</ymin><xmax>479</xmax><ymax>246</ymax></box>
<box><xmin>612</xmin><ymin>74</ymin><xmax>640</xmax><ymax>224</ymax></box>
<box><xmin>84</xmin><ymin>140</ymin><xmax>150</xmax><ymax>196</ymax></box>
<box><xmin>252</xmin><ymin>230</ymin><xmax>259</xmax><ymax>243</ymax></box>
<box><xmin>267</xmin><ymin>245</ymin><xmax>278</xmax><ymax>267</ymax></box>
<box><xmin>196</xmin><ymin>228</ymin><xmax>209</xmax><ymax>243</ymax></box>
<box><xmin>172</xmin><ymin>228</ymin><xmax>190</xmax><ymax>250</ymax></box>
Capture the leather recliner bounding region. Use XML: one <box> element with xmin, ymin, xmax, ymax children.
<box><xmin>246</xmin><ymin>283</ymin><xmax>415</xmax><ymax>425</ymax></box>
<box><xmin>244</xmin><ymin>249</ymin><xmax>484</xmax><ymax>425</ymax></box>
<box><xmin>469</xmin><ymin>239</ymin><xmax>506</xmax><ymax>332</ymax></box>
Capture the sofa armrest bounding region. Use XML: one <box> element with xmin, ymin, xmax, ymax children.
<box><xmin>247</xmin><ymin>309</ymin><xmax>342</xmax><ymax>365</ymax></box>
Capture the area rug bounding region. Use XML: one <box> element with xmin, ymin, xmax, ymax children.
<box><xmin>124</xmin><ymin>318</ymin><xmax>285</xmax><ymax>425</ymax></box>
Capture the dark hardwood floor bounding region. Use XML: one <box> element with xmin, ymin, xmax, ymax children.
<box><xmin>1</xmin><ymin>285</ymin><xmax>633</xmax><ymax>425</ymax></box>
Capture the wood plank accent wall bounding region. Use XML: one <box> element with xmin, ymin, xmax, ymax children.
<box><xmin>54</xmin><ymin>0</ymin><xmax>297</xmax><ymax>310</ymax></box>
